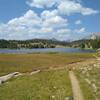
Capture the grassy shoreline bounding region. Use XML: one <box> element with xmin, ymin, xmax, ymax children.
<box><xmin>0</xmin><ymin>53</ymin><xmax>94</xmax><ymax>76</ymax></box>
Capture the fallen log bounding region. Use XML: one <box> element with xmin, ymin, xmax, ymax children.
<box><xmin>0</xmin><ymin>72</ymin><xmax>20</xmax><ymax>85</ymax></box>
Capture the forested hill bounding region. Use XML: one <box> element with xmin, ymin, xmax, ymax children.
<box><xmin>0</xmin><ymin>39</ymin><xmax>69</xmax><ymax>49</ymax></box>
<box><xmin>70</xmin><ymin>39</ymin><xmax>100</xmax><ymax>49</ymax></box>
<box><xmin>0</xmin><ymin>38</ymin><xmax>100</xmax><ymax>49</ymax></box>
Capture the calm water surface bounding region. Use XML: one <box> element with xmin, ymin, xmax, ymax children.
<box><xmin>0</xmin><ymin>48</ymin><xmax>95</xmax><ymax>54</ymax></box>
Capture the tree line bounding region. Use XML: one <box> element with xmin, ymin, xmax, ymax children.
<box><xmin>70</xmin><ymin>39</ymin><xmax>100</xmax><ymax>49</ymax></box>
<box><xmin>0</xmin><ymin>39</ymin><xmax>68</xmax><ymax>49</ymax></box>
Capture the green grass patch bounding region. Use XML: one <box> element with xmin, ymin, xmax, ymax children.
<box><xmin>0</xmin><ymin>69</ymin><xmax>72</xmax><ymax>100</ymax></box>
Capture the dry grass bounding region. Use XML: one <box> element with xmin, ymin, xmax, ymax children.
<box><xmin>0</xmin><ymin>53</ymin><xmax>94</xmax><ymax>76</ymax></box>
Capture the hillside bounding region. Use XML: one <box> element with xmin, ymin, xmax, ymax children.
<box><xmin>0</xmin><ymin>33</ymin><xmax>100</xmax><ymax>49</ymax></box>
<box><xmin>0</xmin><ymin>39</ymin><xmax>69</xmax><ymax>49</ymax></box>
<box><xmin>70</xmin><ymin>39</ymin><xmax>100</xmax><ymax>49</ymax></box>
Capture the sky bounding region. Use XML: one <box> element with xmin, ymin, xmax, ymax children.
<box><xmin>0</xmin><ymin>0</ymin><xmax>100</xmax><ymax>41</ymax></box>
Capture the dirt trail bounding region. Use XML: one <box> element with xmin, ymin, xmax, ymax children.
<box><xmin>69</xmin><ymin>71</ymin><xmax>84</xmax><ymax>100</ymax></box>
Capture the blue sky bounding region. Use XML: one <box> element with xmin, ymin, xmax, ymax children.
<box><xmin>0</xmin><ymin>0</ymin><xmax>100</xmax><ymax>41</ymax></box>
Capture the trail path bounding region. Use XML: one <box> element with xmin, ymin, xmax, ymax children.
<box><xmin>69</xmin><ymin>71</ymin><xmax>84</xmax><ymax>100</ymax></box>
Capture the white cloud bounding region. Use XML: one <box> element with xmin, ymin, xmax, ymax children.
<box><xmin>40</xmin><ymin>27</ymin><xmax>53</xmax><ymax>33</ymax></box>
<box><xmin>26</xmin><ymin>0</ymin><xmax>58</xmax><ymax>8</ymax></box>
<box><xmin>75</xmin><ymin>20</ymin><xmax>81</xmax><ymax>25</ymax></box>
<box><xmin>58</xmin><ymin>0</ymin><xmax>98</xmax><ymax>15</ymax></box>
<box><xmin>7</xmin><ymin>10</ymin><xmax>41</xmax><ymax>28</ymax></box>
<box><xmin>81</xmin><ymin>8</ymin><xmax>98</xmax><ymax>15</ymax></box>
<box><xmin>43</xmin><ymin>16</ymin><xmax>68</xmax><ymax>28</ymax></box>
<box><xmin>0</xmin><ymin>0</ymin><xmax>99</xmax><ymax>41</ymax></box>
<box><xmin>27</xmin><ymin>0</ymin><xmax>98</xmax><ymax>16</ymax></box>
<box><xmin>0</xmin><ymin>10</ymin><xmax>42</xmax><ymax>40</ymax></box>
<box><xmin>49</xmin><ymin>28</ymin><xmax>71</xmax><ymax>41</ymax></box>
<box><xmin>41</xmin><ymin>10</ymin><xmax>68</xmax><ymax>28</ymax></box>
<box><xmin>0</xmin><ymin>10</ymin><xmax>69</xmax><ymax>40</ymax></box>
<box><xmin>75</xmin><ymin>27</ymin><xmax>85</xmax><ymax>33</ymax></box>
<box><xmin>41</xmin><ymin>10</ymin><xmax>58</xmax><ymax>19</ymax></box>
<box><xmin>56</xmin><ymin>29</ymin><xmax>71</xmax><ymax>34</ymax></box>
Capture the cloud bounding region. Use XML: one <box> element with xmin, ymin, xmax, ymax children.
<box><xmin>8</xmin><ymin>10</ymin><xmax>41</xmax><ymax>28</ymax></box>
<box><xmin>43</xmin><ymin>16</ymin><xmax>68</xmax><ymax>28</ymax></box>
<box><xmin>0</xmin><ymin>10</ymin><xmax>69</xmax><ymax>40</ymax></box>
<box><xmin>48</xmin><ymin>28</ymin><xmax>71</xmax><ymax>41</ymax></box>
<box><xmin>26</xmin><ymin>0</ymin><xmax>58</xmax><ymax>8</ymax></box>
<box><xmin>0</xmin><ymin>10</ymin><xmax>41</xmax><ymax>40</ymax></box>
<box><xmin>41</xmin><ymin>10</ymin><xmax>58</xmax><ymax>19</ymax></box>
<box><xmin>56</xmin><ymin>29</ymin><xmax>71</xmax><ymax>34</ymax></box>
<box><xmin>54</xmin><ymin>27</ymin><xmax>87</xmax><ymax>41</ymax></box>
<box><xmin>81</xmin><ymin>8</ymin><xmax>98</xmax><ymax>15</ymax></box>
<box><xmin>27</xmin><ymin>0</ymin><xmax>98</xmax><ymax>16</ymax></box>
<box><xmin>75</xmin><ymin>27</ymin><xmax>86</xmax><ymax>33</ymax></box>
<box><xmin>41</xmin><ymin>10</ymin><xmax>68</xmax><ymax>28</ymax></box>
<box><xmin>75</xmin><ymin>20</ymin><xmax>81</xmax><ymax>25</ymax></box>
<box><xmin>40</xmin><ymin>27</ymin><xmax>53</xmax><ymax>33</ymax></box>
<box><xmin>0</xmin><ymin>0</ymin><xmax>98</xmax><ymax>41</ymax></box>
<box><xmin>58</xmin><ymin>0</ymin><xmax>98</xmax><ymax>15</ymax></box>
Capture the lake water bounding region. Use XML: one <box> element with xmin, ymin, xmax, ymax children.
<box><xmin>0</xmin><ymin>48</ymin><xmax>95</xmax><ymax>54</ymax></box>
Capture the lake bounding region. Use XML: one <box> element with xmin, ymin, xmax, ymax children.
<box><xmin>0</xmin><ymin>48</ymin><xmax>95</xmax><ymax>54</ymax></box>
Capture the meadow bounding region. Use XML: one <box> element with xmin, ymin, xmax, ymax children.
<box><xmin>0</xmin><ymin>69</ymin><xmax>72</xmax><ymax>100</ymax></box>
<box><xmin>0</xmin><ymin>52</ymin><xmax>97</xmax><ymax>100</ymax></box>
<box><xmin>0</xmin><ymin>53</ymin><xmax>93</xmax><ymax>76</ymax></box>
